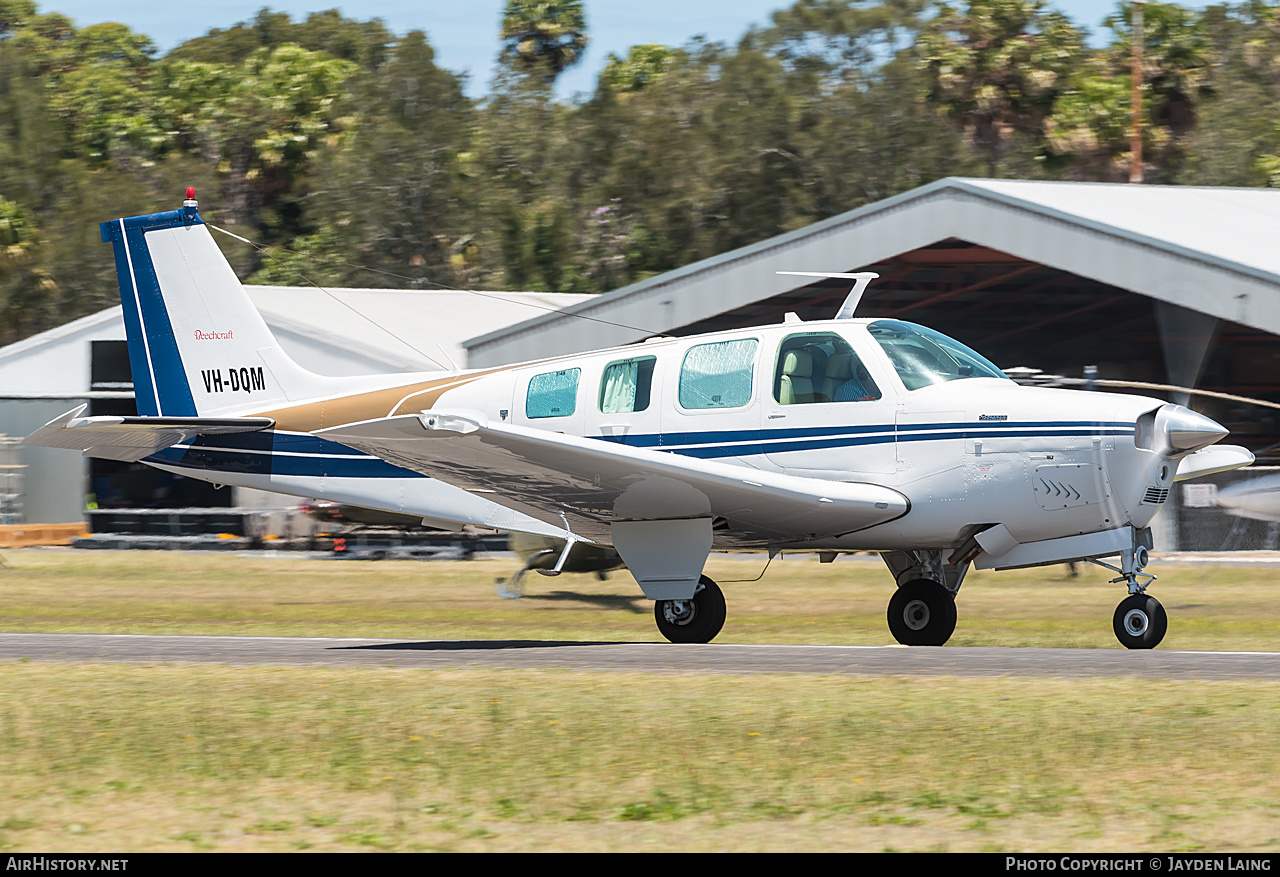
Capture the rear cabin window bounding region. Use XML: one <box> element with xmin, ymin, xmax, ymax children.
<box><xmin>599</xmin><ymin>356</ymin><xmax>656</xmax><ymax>414</ymax></box>
<box><xmin>679</xmin><ymin>339</ymin><xmax>758</xmax><ymax>410</ymax></box>
<box><xmin>526</xmin><ymin>368</ymin><xmax>580</xmax><ymax>419</ymax></box>
<box><xmin>774</xmin><ymin>332</ymin><xmax>881</xmax><ymax>405</ymax></box>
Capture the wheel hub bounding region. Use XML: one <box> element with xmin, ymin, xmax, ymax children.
<box><xmin>1123</xmin><ymin>608</ymin><xmax>1149</xmax><ymax>637</ymax></box>
<box><xmin>663</xmin><ymin>600</ymin><xmax>694</xmax><ymax>625</ymax></box>
<box><xmin>903</xmin><ymin>599</ymin><xmax>930</xmax><ymax>631</ymax></box>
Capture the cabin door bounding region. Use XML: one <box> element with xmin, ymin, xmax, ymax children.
<box><xmin>761</xmin><ymin>330</ymin><xmax>898</xmax><ymax>475</ymax></box>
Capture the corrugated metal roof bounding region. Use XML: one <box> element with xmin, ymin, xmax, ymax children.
<box><xmin>0</xmin><ymin>287</ymin><xmax>593</xmax><ymax>389</ymax></box>
<box><xmin>955</xmin><ymin>178</ymin><xmax>1280</xmax><ymax>281</ymax></box>
<box><xmin>247</xmin><ymin>286</ymin><xmax>592</xmax><ymax>371</ymax></box>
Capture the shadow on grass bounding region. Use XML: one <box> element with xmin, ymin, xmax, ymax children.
<box><xmin>521</xmin><ymin>590</ymin><xmax>649</xmax><ymax>614</ymax></box>
<box><xmin>334</xmin><ymin>639</ymin><xmax>634</xmax><ymax>652</ymax></box>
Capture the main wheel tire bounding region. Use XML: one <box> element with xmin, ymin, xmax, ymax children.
<box><xmin>654</xmin><ymin>576</ymin><xmax>726</xmax><ymax>644</ymax></box>
<box><xmin>1113</xmin><ymin>593</ymin><xmax>1167</xmax><ymax>649</ymax></box>
<box><xmin>887</xmin><ymin>578</ymin><xmax>957</xmax><ymax>646</ymax></box>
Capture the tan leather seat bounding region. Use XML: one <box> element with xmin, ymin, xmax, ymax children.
<box><xmin>778</xmin><ymin>350</ymin><xmax>815</xmax><ymax>405</ymax></box>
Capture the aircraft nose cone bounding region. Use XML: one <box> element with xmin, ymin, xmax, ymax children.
<box><xmin>1159</xmin><ymin>404</ymin><xmax>1228</xmax><ymax>454</ymax></box>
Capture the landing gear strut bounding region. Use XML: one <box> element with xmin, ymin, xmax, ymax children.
<box><xmin>1090</xmin><ymin>539</ymin><xmax>1166</xmax><ymax>649</ymax></box>
<box><xmin>654</xmin><ymin>576</ymin><xmax>726</xmax><ymax>644</ymax></box>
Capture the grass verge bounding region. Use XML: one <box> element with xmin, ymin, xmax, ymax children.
<box><xmin>1</xmin><ymin>549</ymin><xmax>1279</xmax><ymax>649</ymax></box>
<box><xmin>1</xmin><ymin>663</ymin><xmax>1278</xmax><ymax>851</ymax></box>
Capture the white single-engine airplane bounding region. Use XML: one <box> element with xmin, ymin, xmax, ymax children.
<box><xmin>26</xmin><ymin>194</ymin><xmax>1257</xmax><ymax>648</ymax></box>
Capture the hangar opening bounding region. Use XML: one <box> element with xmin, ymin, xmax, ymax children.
<box><xmin>673</xmin><ymin>238</ymin><xmax>1280</xmax><ymax>465</ymax></box>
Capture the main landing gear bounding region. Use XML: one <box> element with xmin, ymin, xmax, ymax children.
<box><xmin>881</xmin><ymin>550</ymin><xmax>966</xmax><ymax>646</ymax></box>
<box><xmin>654</xmin><ymin>575</ymin><xmax>726</xmax><ymax>644</ymax></box>
<box><xmin>887</xmin><ymin>579</ymin><xmax>957</xmax><ymax>646</ymax></box>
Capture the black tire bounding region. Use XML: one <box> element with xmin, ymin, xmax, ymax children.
<box><xmin>887</xmin><ymin>578</ymin><xmax>957</xmax><ymax>646</ymax></box>
<box><xmin>654</xmin><ymin>576</ymin><xmax>726</xmax><ymax>644</ymax></box>
<box><xmin>1113</xmin><ymin>593</ymin><xmax>1168</xmax><ymax>649</ymax></box>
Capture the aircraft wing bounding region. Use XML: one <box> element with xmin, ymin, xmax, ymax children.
<box><xmin>24</xmin><ymin>405</ymin><xmax>275</xmax><ymax>463</ymax></box>
<box><xmin>318</xmin><ymin>410</ymin><xmax>909</xmax><ymax>545</ymax></box>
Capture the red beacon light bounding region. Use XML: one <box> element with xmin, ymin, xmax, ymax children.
<box><xmin>181</xmin><ymin>187</ymin><xmax>199</xmax><ymax>224</ymax></box>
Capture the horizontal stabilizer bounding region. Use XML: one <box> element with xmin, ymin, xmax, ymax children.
<box><xmin>24</xmin><ymin>405</ymin><xmax>274</xmax><ymax>462</ymax></box>
<box><xmin>1173</xmin><ymin>444</ymin><xmax>1255</xmax><ymax>482</ymax></box>
<box><xmin>318</xmin><ymin>410</ymin><xmax>909</xmax><ymax>545</ymax></box>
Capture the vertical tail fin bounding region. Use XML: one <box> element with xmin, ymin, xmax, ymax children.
<box><xmin>101</xmin><ymin>196</ymin><xmax>334</xmax><ymax>416</ymax></box>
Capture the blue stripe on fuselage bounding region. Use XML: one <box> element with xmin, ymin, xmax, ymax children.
<box><xmin>144</xmin><ymin>420</ymin><xmax>1136</xmax><ymax>477</ymax></box>
<box><xmin>594</xmin><ymin>420</ymin><xmax>1134</xmax><ymax>455</ymax></box>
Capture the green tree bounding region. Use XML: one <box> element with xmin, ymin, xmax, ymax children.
<box><xmin>600</xmin><ymin>44</ymin><xmax>677</xmax><ymax>93</ymax></box>
<box><xmin>155</xmin><ymin>44</ymin><xmax>357</xmax><ymax>241</ymax></box>
<box><xmin>282</xmin><ymin>30</ymin><xmax>476</xmax><ymax>288</ymax></box>
<box><xmin>168</xmin><ymin>7</ymin><xmax>391</xmax><ymax>72</ymax></box>
<box><xmin>500</xmin><ymin>0</ymin><xmax>588</xmax><ymax>83</ymax></box>
<box><xmin>767</xmin><ymin>0</ymin><xmax>927</xmax><ymax>84</ymax></box>
<box><xmin>49</xmin><ymin>23</ymin><xmax>164</xmax><ymax>163</ymax></box>
<box><xmin>0</xmin><ymin>195</ymin><xmax>56</xmax><ymax>344</ymax></box>
<box><xmin>0</xmin><ymin>0</ymin><xmax>36</xmax><ymax>37</ymax></box>
<box><xmin>1180</xmin><ymin>1</ymin><xmax>1280</xmax><ymax>186</ymax></box>
<box><xmin>919</xmin><ymin>0</ymin><xmax>1086</xmax><ymax>175</ymax></box>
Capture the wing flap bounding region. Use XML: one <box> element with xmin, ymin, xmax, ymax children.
<box><xmin>319</xmin><ymin>410</ymin><xmax>909</xmax><ymax>545</ymax></box>
<box><xmin>24</xmin><ymin>405</ymin><xmax>275</xmax><ymax>463</ymax></box>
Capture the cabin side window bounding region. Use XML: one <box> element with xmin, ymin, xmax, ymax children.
<box><xmin>599</xmin><ymin>356</ymin><xmax>656</xmax><ymax>414</ymax></box>
<box><xmin>774</xmin><ymin>332</ymin><xmax>881</xmax><ymax>405</ymax></box>
<box><xmin>679</xmin><ymin>339</ymin><xmax>758</xmax><ymax>410</ymax></box>
<box><xmin>526</xmin><ymin>368</ymin><xmax>581</xmax><ymax>419</ymax></box>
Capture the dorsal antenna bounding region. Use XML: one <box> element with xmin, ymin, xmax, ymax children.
<box><xmin>777</xmin><ymin>271</ymin><xmax>879</xmax><ymax>319</ymax></box>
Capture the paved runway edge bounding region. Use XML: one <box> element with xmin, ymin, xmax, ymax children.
<box><xmin>3</xmin><ymin>633</ymin><xmax>1280</xmax><ymax>679</ymax></box>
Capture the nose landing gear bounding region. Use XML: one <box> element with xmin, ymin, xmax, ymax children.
<box><xmin>1091</xmin><ymin>542</ymin><xmax>1166</xmax><ymax>649</ymax></box>
<box><xmin>1113</xmin><ymin>593</ymin><xmax>1168</xmax><ymax>650</ymax></box>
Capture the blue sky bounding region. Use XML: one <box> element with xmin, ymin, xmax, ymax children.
<box><xmin>37</xmin><ymin>1</ymin><xmax>1209</xmax><ymax>100</ymax></box>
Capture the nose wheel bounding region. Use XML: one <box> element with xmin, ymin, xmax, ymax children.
<box><xmin>654</xmin><ymin>576</ymin><xmax>726</xmax><ymax>644</ymax></box>
<box><xmin>887</xmin><ymin>578</ymin><xmax>957</xmax><ymax>646</ymax></box>
<box><xmin>1090</xmin><ymin>542</ymin><xmax>1166</xmax><ymax>649</ymax></box>
<box><xmin>1113</xmin><ymin>593</ymin><xmax>1167</xmax><ymax>649</ymax></box>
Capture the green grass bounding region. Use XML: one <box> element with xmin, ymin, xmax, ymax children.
<box><xmin>1</xmin><ymin>549</ymin><xmax>1279</xmax><ymax>649</ymax></box>
<box><xmin>1</xmin><ymin>664</ymin><xmax>1278</xmax><ymax>851</ymax></box>
<box><xmin>2</xmin><ymin>548</ymin><xmax>1279</xmax><ymax>850</ymax></box>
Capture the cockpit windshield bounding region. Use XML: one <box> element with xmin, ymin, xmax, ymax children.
<box><xmin>867</xmin><ymin>320</ymin><xmax>1008</xmax><ymax>391</ymax></box>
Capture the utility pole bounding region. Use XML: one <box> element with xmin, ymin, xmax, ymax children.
<box><xmin>1130</xmin><ymin>1</ymin><xmax>1145</xmax><ymax>184</ymax></box>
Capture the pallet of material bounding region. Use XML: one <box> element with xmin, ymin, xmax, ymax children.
<box><xmin>0</xmin><ymin>522</ymin><xmax>85</xmax><ymax>547</ymax></box>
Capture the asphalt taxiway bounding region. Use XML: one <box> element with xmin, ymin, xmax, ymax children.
<box><xmin>2</xmin><ymin>633</ymin><xmax>1279</xmax><ymax>680</ymax></box>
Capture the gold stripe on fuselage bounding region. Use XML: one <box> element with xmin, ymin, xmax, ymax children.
<box><xmin>250</xmin><ymin>367</ymin><xmax>512</xmax><ymax>432</ymax></box>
